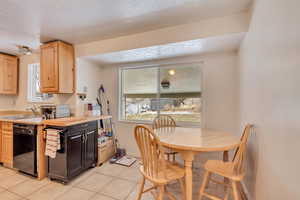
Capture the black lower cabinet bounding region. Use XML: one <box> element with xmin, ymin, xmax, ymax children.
<box><xmin>84</xmin><ymin>129</ymin><xmax>97</xmax><ymax>169</ymax></box>
<box><xmin>67</xmin><ymin>132</ymin><xmax>84</xmax><ymax>178</ymax></box>
<box><xmin>48</xmin><ymin>121</ymin><xmax>97</xmax><ymax>183</ymax></box>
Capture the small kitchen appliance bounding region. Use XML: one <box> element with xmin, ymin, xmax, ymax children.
<box><xmin>40</xmin><ymin>104</ymin><xmax>71</xmax><ymax>119</ymax></box>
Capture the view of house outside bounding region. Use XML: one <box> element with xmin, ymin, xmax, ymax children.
<box><xmin>125</xmin><ymin>97</ymin><xmax>201</xmax><ymax>122</ymax></box>
<box><xmin>120</xmin><ymin>64</ymin><xmax>201</xmax><ymax>123</ymax></box>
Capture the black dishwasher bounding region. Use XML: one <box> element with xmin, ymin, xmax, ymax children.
<box><xmin>48</xmin><ymin>121</ymin><xmax>98</xmax><ymax>183</ymax></box>
<box><xmin>13</xmin><ymin>124</ymin><xmax>37</xmax><ymax>177</ymax></box>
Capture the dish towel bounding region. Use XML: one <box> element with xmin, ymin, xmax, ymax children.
<box><xmin>45</xmin><ymin>129</ymin><xmax>61</xmax><ymax>158</ymax></box>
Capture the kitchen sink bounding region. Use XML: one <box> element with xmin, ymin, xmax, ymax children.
<box><xmin>16</xmin><ymin>117</ymin><xmax>43</xmax><ymax>123</ymax></box>
<box><xmin>0</xmin><ymin>115</ymin><xmax>40</xmax><ymax>120</ymax></box>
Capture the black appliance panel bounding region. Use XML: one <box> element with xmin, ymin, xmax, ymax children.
<box><xmin>13</xmin><ymin>124</ymin><xmax>37</xmax><ymax>176</ymax></box>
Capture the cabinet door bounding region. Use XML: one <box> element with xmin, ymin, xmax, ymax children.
<box><xmin>2</xmin><ymin>57</ymin><xmax>18</xmax><ymax>94</ymax></box>
<box><xmin>0</xmin><ymin>122</ymin><xmax>2</xmax><ymax>162</ymax></box>
<box><xmin>58</xmin><ymin>42</ymin><xmax>74</xmax><ymax>93</ymax></box>
<box><xmin>0</xmin><ymin>55</ymin><xmax>18</xmax><ymax>94</ymax></box>
<box><xmin>2</xmin><ymin>130</ymin><xmax>13</xmax><ymax>167</ymax></box>
<box><xmin>84</xmin><ymin>130</ymin><xmax>96</xmax><ymax>168</ymax></box>
<box><xmin>67</xmin><ymin>133</ymin><xmax>83</xmax><ymax>177</ymax></box>
<box><xmin>0</xmin><ymin>56</ymin><xmax>4</xmax><ymax>92</ymax></box>
<box><xmin>40</xmin><ymin>43</ymin><xmax>59</xmax><ymax>93</ymax></box>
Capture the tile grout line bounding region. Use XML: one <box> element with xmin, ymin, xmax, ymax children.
<box><xmin>4</xmin><ymin>189</ymin><xmax>27</xmax><ymax>200</ymax></box>
<box><xmin>94</xmin><ymin>176</ymin><xmax>116</xmax><ymax>197</ymax></box>
<box><xmin>88</xmin><ymin>192</ymin><xmax>119</xmax><ymax>200</ymax></box>
<box><xmin>19</xmin><ymin>180</ymin><xmax>52</xmax><ymax>199</ymax></box>
<box><xmin>93</xmin><ymin>170</ymin><xmax>140</xmax><ymax>184</ymax></box>
<box><xmin>0</xmin><ymin>165</ymin><xmax>141</xmax><ymax>200</ymax></box>
<box><xmin>94</xmin><ymin>176</ymin><xmax>137</xmax><ymax>200</ymax></box>
<box><xmin>51</xmin><ymin>183</ymin><xmax>74</xmax><ymax>200</ymax></box>
<box><xmin>123</xmin><ymin>181</ymin><xmax>139</xmax><ymax>200</ymax></box>
<box><xmin>0</xmin><ymin>165</ymin><xmax>218</xmax><ymax>200</ymax></box>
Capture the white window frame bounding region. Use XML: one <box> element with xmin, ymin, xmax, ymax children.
<box><xmin>118</xmin><ymin>63</ymin><xmax>204</xmax><ymax>127</ymax></box>
<box><xmin>27</xmin><ymin>63</ymin><xmax>52</xmax><ymax>102</ymax></box>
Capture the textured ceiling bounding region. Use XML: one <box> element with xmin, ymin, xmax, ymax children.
<box><xmin>0</xmin><ymin>0</ymin><xmax>252</xmax><ymax>55</ymax></box>
<box><xmin>84</xmin><ymin>33</ymin><xmax>245</xmax><ymax>64</ymax></box>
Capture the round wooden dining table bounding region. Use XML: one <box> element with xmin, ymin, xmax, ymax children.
<box><xmin>153</xmin><ymin>127</ymin><xmax>240</xmax><ymax>200</ymax></box>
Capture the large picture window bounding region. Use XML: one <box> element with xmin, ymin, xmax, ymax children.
<box><xmin>119</xmin><ymin>64</ymin><xmax>202</xmax><ymax>124</ymax></box>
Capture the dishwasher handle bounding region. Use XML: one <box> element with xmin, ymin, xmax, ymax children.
<box><xmin>70</xmin><ymin>135</ymin><xmax>82</xmax><ymax>140</ymax></box>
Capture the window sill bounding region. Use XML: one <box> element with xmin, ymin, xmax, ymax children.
<box><xmin>27</xmin><ymin>99</ymin><xmax>54</xmax><ymax>104</ymax></box>
<box><xmin>117</xmin><ymin>119</ymin><xmax>201</xmax><ymax>128</ymax></box>
<box><xmin>118</xmin><ymin>120</ymin><xmax>153</xmax><ymax>125</ymax></box>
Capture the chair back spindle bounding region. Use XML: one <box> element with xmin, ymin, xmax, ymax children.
<box><xmin>152</xmin><ymin>115</ymin><xmax>176</xmax><ymax>129</ymax></box>
<box><xmin>232</xmin><ymin>124</ymin><xmax>253</xmax><ymax>175</ymax></box>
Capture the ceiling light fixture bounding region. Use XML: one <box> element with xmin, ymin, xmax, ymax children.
<box><xmin>168</xmin><ymin>69</ymin><xmax>175</xmax><ymax>76</ymax></box>
<box><xmin>17</xmin><ymin>45</ymin><xmax>32</xmax><ymax>55</ymax></box>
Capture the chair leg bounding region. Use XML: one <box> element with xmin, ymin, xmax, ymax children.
<box><xmin>165</xmin><ymin>186</ymin><xmax>176</xmax><ymax>200</ymax></box>
<box><xmin>157</xmin><ymin>185</ymin><xmax>165</xmax><ymax>200</ymax></box>
<box><xmin>179</xmin><ymin>178</ymin><xmax>186</xmax><ymax>200</ymax></box>
<box><xmin>231</xmin><ymin>181</ymin><xmax>239</xmax><ymax>200</ymax></box>
<box><xmin>223</xmin><ymin>184</ymin><xmax>230</xmax><ymax>200</ymax></box>
<box><xmin>198</xmin><ymin>171</ymin><xmax>211</xmax><ymax>200</ymax></box>
<box><xmin>172</xmin><ymin>153</ymin><xmax>176</xmax><ymax>162</ymax></box>
<box><xmin>237</xmin><ymin>181</ymin><xmax>248</xmax><ymax>200</ymax></box>
<box><xmin>136</xmin><ymin>176</ymin><xmax>145</xmax><ymax>200</ymax></box>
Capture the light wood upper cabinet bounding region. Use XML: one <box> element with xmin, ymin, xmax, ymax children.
<box><xmin>40</xmin><ymin>42</ymin><xmax>59</xmax><ymax>92</ymax></box>
<box><xmin>0</xmin><ymin>54</ymin><xmax>18</xmax><ymax>95</ymax></box>
<box><xmin>40</xmin><ymin>41</ymin><xmax>74</xmax><ymax>93</ymax></box>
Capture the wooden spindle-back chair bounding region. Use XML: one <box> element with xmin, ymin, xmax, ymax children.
<box><xmin>152</xmin><ymin>115</ymin><xmax>176</xmax><ymax>129</ymax></box>
<box><xmin>198</xmin><ymin>124</ymin><xmax>253</xmax><ymax>200</ymax></box>
<box><xmin>152</xmin><ymin>115</ymin><xmax>177</xmax><ymax>161</ymax></box>
<box><xmin>134</xmin><ymin>125</ymin><xmax>185</xmax><ymax>200</ymax></box>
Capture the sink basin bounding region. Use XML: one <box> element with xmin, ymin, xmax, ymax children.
<box><xmin>0</xmin><ymin>115</ymin><xmax>40</xmax><ymax>120</ymax></box>
<box><xmin>16</xmin><ymin>117</ymin><xmax>43</xmax><ymax>123</ymax></box>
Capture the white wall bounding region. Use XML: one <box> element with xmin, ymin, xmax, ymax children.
<box><xmin>238</xmin><ymin>0</ymin><xmax>300</xmax><ymax>199</ymax></box>
<box><xmin>0</xmin><ymin>95</ymin><xmax>14</xmax><ymax>110</ymax></box>
<box><xmin>99</xmin><ymin>51</ymin><xmax>239</xmax><ymax>157</ymax></box>
<box><xmin>76</xmin><ymin>58</ymin><xmax>102</xmax><ymax>103</ymax></box>
<box><xmin>75</xmin><ymin>58</ymin><xmax>103</xmax><ymax>115</ymax></box>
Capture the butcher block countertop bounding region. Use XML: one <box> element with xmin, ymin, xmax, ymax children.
<box><xmin>43</xmin><ymin>115</ymin><xmax>112</xmax><ymax>126</ymax></box>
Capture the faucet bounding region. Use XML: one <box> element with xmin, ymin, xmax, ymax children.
<box><xmin>26</xmin><ymin>104</ymin><xmax>39</xmax><ymax>116</ymax></box>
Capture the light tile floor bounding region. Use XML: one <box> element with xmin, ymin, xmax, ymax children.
<box><xmin>0</xmin><ymin>162</ymin><xmax>227</xmax><ymax>200</ymax></box>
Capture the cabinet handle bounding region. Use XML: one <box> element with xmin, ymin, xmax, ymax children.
<box><xmin>82</xmin><ymin>134</ymin><xmax>86</xmax><ymax>143</ymax></box>
<box><xmin>70</xmin><ymin>135</ymin><xmax>81</xmax><ymax>140</ymax></box>
<box><xmin>86</xmin><ymin>131</ymin><xmax>95</xmax><ymax>135</ymax></box>
<box><xmin>81</xmin><ymin>124</ymin><xmax>88</xmax><ymax>128</ymax></box>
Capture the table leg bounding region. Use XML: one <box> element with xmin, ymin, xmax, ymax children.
<box><xmin>223</xmin><ymin>151</ymin><xmax>229</xmax><ymax>191</ymax></box>
<box><xmin>180</xmin><ymin>151</ymin><xmax>195</xmax><ymax>200</ymax></box>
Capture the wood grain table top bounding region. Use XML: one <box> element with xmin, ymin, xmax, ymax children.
<box><xmin>154</xmin><ymin>127</ymin><xmax>240</xmax><ymax>152</ymax></box>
